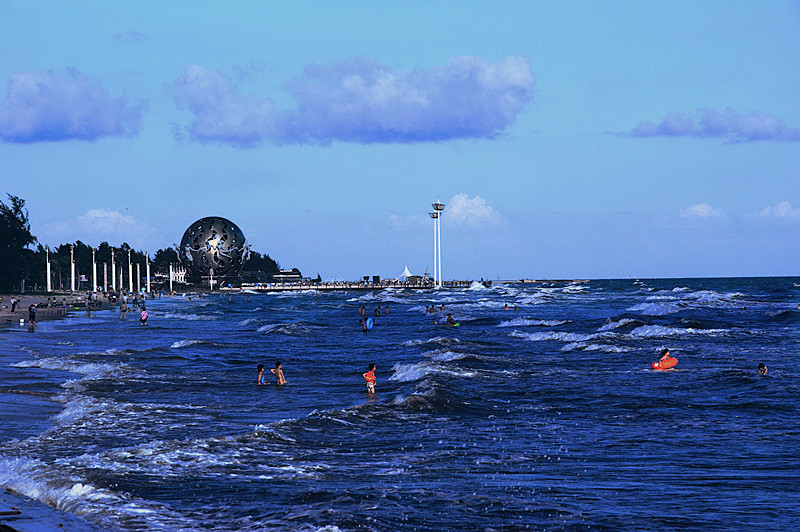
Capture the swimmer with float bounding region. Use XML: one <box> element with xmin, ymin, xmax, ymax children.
<box><xmin>652</xmin><ymin>348</ymin><xmax>678</xmax><ymax>370</ymax></box>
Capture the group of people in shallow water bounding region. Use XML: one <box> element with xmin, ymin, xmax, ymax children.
<box><xmin>257</xmin><ymin>360</ymin><xmax>378</xmax><ymax>395</ymax></box>
<box><xmin>257</xmin><ymin>361</ymin><xmax>287</xmax><ymax>386</ymax></box>
<box><xmin>119</xmin><ymin>296</ymin><xmax>148</xmax><ymax>325</ymax></box>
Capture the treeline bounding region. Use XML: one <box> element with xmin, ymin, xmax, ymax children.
<box><xmin>0</xmin><ymin>194</ymin><xmax>280</xmax><ymax>293</ymax></box>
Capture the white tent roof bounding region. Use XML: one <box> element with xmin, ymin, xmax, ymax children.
<box><xmin>398</xmin><ymin>265</ymin><xmax>414</xmax><ymax>279</ymax></box>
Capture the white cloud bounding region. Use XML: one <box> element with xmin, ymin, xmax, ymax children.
<box><xmin>754</xmin><ymin>201</ymin><xmax>800</xmax><ymax>221</ymax></box>
<box><xmin>0</xmin><ymin>69</ymin><xmax>145</xmax><ymax>143</ymax></box>
<box><xmin>445</xmin><ymin>194</ymin><xmax>503</xmax><ymax>226</ymax></box>
<box><xmin>680</xmin><ymin>203</ymin><xmax>724</xmax><ymax>218</ymax></box>
<box><xmin>629</xmin><ymin>107</ymin><xmax>800</xmax><ymax>143</ymax></box>
<box><xmin>37</xmin><ymin>209</ymin><xmax>161</xmax><ymax>249</ymax></box>
<box><xmin>387</xmin><ymin>194</ymin><xmax>503</xmax><ymax>230</ymax></box>
<box><xmin>171</xmin><ymin>55</ymin><xmax>534</xmax><ymax>147</ymax></box>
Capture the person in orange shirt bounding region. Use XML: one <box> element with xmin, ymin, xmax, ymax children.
<box><xmin>363</xmin><ymin>363</ymin><xmax>376</xmax><ymax>394</ymax></box>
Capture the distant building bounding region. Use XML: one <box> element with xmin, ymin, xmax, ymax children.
<box><xmin>272</xmin><ymin>268</ymin><xmax>303</xmax><ymax>283</ymax></box>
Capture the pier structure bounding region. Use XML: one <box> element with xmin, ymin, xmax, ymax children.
<box><xmin>236</xmin><ymin>278</ymin><xmax>484</xmax><ymax>293</ymax></box>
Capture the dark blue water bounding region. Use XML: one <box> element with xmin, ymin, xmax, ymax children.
<box><xmin>1</xmin><ymin>278</ymin><xmax>799</xmax><ymax>531</ymax></box>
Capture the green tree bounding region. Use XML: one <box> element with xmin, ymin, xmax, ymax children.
<box><xmin>244</xmin><ymin>251</ymin><xmax>279</xmax><ymax>277</ymax></box>
<box><xmin>0</xmin><ymin>194</ymin><xmax>37</xmax><ymax>292</ymax></box>
<box><xmin>152</xmin><ymin>247</ymin><xmax>179</xmax><ymax>273</ymax></box>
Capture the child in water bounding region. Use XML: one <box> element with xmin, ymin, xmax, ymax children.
<box><xmin>659</xmin><ymin>348</ymin><xmax>672</xmax><ymax>363</ymax></box>
<box><xmin>140</xmin><ymin>309</ymin><xmax>148</xmax><ymax>325</ymax></box>
<box><xmin>757</xmin><ymin>363</ymin><xmax>768</xmax><ymax>375</ymax></box>
<box><xmin>363</xmin><ymin>363</ymin><xmax>376</xmax><ymax>394</ymax></box>
<box><xmin>257</xmin><ymin>364</ymin><xmax>265</xmax><ymax>385</ymax></box>
<box><xmin>271</xmin><ymin>361</ymin><xmax>287</xmax><ymax>385</ymax></box>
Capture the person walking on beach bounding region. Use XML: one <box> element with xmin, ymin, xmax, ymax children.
<box><xmin>27</xmin><ymin>304</ymin><xmax>36</xmax><ymax>329</ymax></box>
<box><xmin>271</xmin><ymin>361</ymin><xmax>287</xmax><ymax>385</ymax></box>
<box><xmin>363</xmin><ymin>363</ymin><xmax>376</xmax><ymax>395</ymax></box>
<box><xmin>11</xmin><ymin>297</ymin><xmax>17</xmax><ymax>313</ymax></box>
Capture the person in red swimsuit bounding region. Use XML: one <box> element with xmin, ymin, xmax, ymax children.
<box><xmin>363</xmin><ymin>363</ymin><xmax>376</xmax><ymax>394</ymax></box>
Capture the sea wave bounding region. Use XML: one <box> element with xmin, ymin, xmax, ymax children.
<box><xmin>598</xmin><ymin>318</ymin><xmax>639</xmax><ymax>331</ymax></box>
<box><xmin>561</xmin><ymin>342</ymin><xmax>633</xmax><ymax>353</ymax></box>
<box><xmin>498</xmin><ymin>318</ymin><xmax>569</xmax><ymax>328</ymax></box>
<box><xmin>509</xmin><ymin>330</ymin><xmax>596</xmax><ymax>343</ymax></box>
<box><xmin>257</xmin><ymin>321</ymin><xmax>315</xmax><ymax>335</ymax></box>
<box><xmin>155</xmin><ymin>312</ymin><xmax>217</xmax><ymax>321</ymax></box>
<box><xmin>389</xmin><ymin>362</ymin><xmax>478</xmax><ymax>382</ymax></box>
<box><xmin>629</xmin><ymin>325</ymin><xmax>727</xmax><ymax>337</ymax></box>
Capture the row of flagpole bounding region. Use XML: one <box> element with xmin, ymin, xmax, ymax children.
<box><xmin>43</xmin><ymin>246</ymin><xmax>151</xmax><ymax>294</ymax></box>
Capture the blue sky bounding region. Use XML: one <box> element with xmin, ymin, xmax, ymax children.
<box><xmin>2</xmin><ymin>1</ymin><xmax>799</xmax><ymax>280</ymax></box>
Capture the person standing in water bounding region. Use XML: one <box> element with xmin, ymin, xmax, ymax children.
<box><xmin>363</xmin><ymin>363</ymin><xmax>376</xmax><ymax>394</ymax></box>
<box><xmin>257</xmin><ymin>364</ymin><xmax>266</xmax><ymax>385</ymax></box>
<box><xmin>271</xmin><ymin>361</ymin><xmax>287</xmax><ymax>385</ymax></box>
<box><xmin>27</xmin><ymin>303</ymin><xmax>36</xmax><ymax>330</ymax></box>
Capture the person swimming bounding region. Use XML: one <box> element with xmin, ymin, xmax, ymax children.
<box><xmin>757</xmin><ymin>363</ymin><xmax>768</xmax><ymax>375</ymax></box>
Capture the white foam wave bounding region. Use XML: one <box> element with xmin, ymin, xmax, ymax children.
<box><xmin>627</xmin><ymin>302</ymin><xmax>680</xmax><ymax>316</ymax></box>
<box><xmin>389</xmin><ymin>362</ymin><xmax>477</xmax><ymax>382</ymax></box>
<box><xmin>0</xmin><ymin>456</ymin><xmax>189</xmax><ymax>529</ymax></box>
<box><xmin>598</xmin><ymin>318</ymin><xmax>638</xmax><ymax>331</ymax></box>
<box><xmin>170</xmin><ymin>339</ymin><xmax>204</xmax><ymax>349</ymax></box>
<box><xmin>509</xmin><ymin>330</ymin><xmax>596</xmax><ymax>343</ymax></box>
<box><xmin>427</xmin><ymin>350</ymin><xmax>469</xmax><ymax>362</ymax></box>
<box><xmin>629</xmin><ymin>325</ymin><xmax>727</xmax><ymax>337</ymax></box>
<box><xmin>401</xmin><ymin>336</ymin><xmax>461</xmax><ymax>347</ymax></box>
<box><xmin>467</xmin><ymin>281</ymin><xmax>488</xmax><ymax>291</ymax></box>
<box><xmin>498</xmin><ymin>318</ymin><xmax>568</xmax><ymax>328</ymax></box>
<box><xmin>11</xmin><ymin>358</ymin><xmax>126</xmax><ymax>380</ymax></box>
<box><xmin>257</xmin><ymin>322</ymin><xmax>313</xmax><ymax>335</ymax></box>
<box><xmin>561</xmin><ymin>342</ymin><xmax>633</xmax><ymax>353</ymax></box>
<box><xmin>156</xmin><ymin>312</ymin><xmax>216</xmax><ymax>321</ymax></box>
<box><xmin>238</xmin><ymin>318</ymin><xmax>260</xmax><ymax>326</ymax></box>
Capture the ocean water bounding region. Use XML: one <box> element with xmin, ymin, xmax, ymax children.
<box><xmin>1</xmin><ymin>278</ymin><xmax>799</xmax><ymax>531</ymax></box>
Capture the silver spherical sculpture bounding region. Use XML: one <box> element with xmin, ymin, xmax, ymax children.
<box><xmin>179</xmin><ymin>217</ymin><xmax>250</xmax><ymax>282</ymax></box>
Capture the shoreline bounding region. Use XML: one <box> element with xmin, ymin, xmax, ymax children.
<box><xmin>1</xmin><ymin>295</ymin><xmax>114</xmax><ymax>531</ymax></box>
<box><xmin>0</xmin><ymin>293</ymin><xmax>115</xmax><ymax>327</ymax></box>
<box><xmin>1</xmin><ymin>487</ymin><xmax>106</xmax><ymax>531</ymax></box>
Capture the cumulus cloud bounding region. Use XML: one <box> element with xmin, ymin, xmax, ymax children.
<box><xmin>680</xmin><ymin>203</ymin><xmax>724</xmax><ymax>218</ymax></box>
<box><xmin>629</xmin><ymin>107</ymin><xmax>800</xmax><ymax>142</ymax></box>
<box><xmin>38</xmin><ymin>209</ymin><xmax>161</xmax><ymax>249</ymax></box>
<box><xmin>388</xmin><ymin>194</ymin><xmax>503</xmax><ymax>230</ymax></box>
<box><xmin>0</xmin><ymin>69</ymin><xmax>145</xmax><ymax>143</ymax></box>
<box><xmin>753</xmin><ymin>201</ymin><xmax>800</xmax><ymax>221</ymax></box>
<box><xmin>171</xmin><ymin>55</ymin><xmax>534</xmax><ymax>147</ymax></box>
<box><xmin>171</xmin><ymin>64</ymin><xmax>277</xmax><ymax>147</ymax></box>
<box><xmin>445</xmin><ymin>194</ymin><xmax>503</xmax><ymax>226</ymax></box>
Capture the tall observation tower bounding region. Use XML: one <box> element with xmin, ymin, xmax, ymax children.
<box><xmin>429</xmin><ymin>200</ymin><xmax>445</xmax><ymax>288</ymax></box>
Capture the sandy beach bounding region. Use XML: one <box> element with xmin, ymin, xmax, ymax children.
<box><xmin>0</xmin><ymin>294</ymin><xmax>110</xmax><ymax>326</ymax></box>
